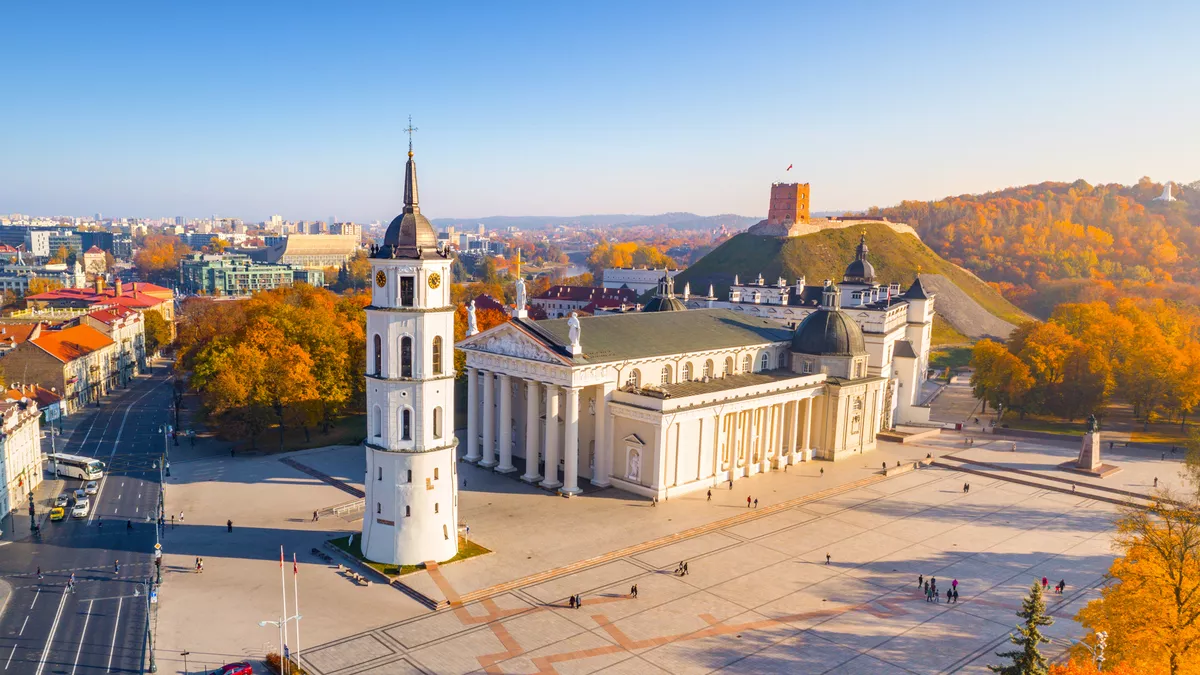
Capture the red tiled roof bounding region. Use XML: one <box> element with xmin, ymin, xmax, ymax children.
<box><xmin>0</xmin><ymin>323</ymin><xmax>39</xmax><ymax>347</ymax></box>
<box><xmin>0</xmin><ymin>244</ymin><xmax>18</xmax><ymax>254</ymax></box>
<box><xmin>533</xmin><ymin>285</ymin><xmax>637</xmax><ymax>303</ymax></box>
<box><xmin>31</xmin><ymin>325</ymin><xmax>114</xmax><ymax>363</ymax></box>
<box><xmin>85</xmin><ymin>245</ymin><xmax>105</xmax><ymax>254</ymax></box>
<box><xmin>5</xmin><ymin>385</ymin><xmax>61</xmax><ymax>407</ymax></box>
<box><xmin>472</xmin><ymin>294</ymin><xmax>507</xmax><ymax>312</ymax></box>
<box><xmin>86</xmin><ymin>306</ymin><xmax>139</xmax><ymax>325</ymax></box>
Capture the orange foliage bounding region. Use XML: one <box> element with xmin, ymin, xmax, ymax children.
<box><xmin>134</xmin><ymin>234</ymin><xmax>191</xmax><ymax>278</ymax></box>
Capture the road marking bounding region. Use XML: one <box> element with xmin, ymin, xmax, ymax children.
<box><xmin>106</xmin><ymin>596</ymin><xmax>121</xmax><ymax>673</ymax></box>
<box><xmin>70</xmin><ymin>600</ymin><xmax>93</xmax><ymax>675</ymax></box>
<box><xmin>4</xmin><ymin>644</ymin><xmax>14</xmax><ymax>670</ymax></box>
<box><xmin>18</xmin><ymin>616</ymin><xmax>28</xmax><ymax>636</ymax></box>
<box><xmin>89</xmin><ymin>385</ymin><xmax>162</xmax><ymax>525</ymax></box>
<box><xmin>29</xmin><ymin>589</ymin><xmax>38</xmax><ymax>610</ymax></box>
<box><xmin>34</xmin><ymin>590</ymin><xmax>69</xmax><ymax>675</ymax></box>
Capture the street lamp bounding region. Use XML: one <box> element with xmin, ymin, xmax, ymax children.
<box><xmin>1053</xmin><ymin>631</ymin><xmax>1107</xmax><ymax>671</ymax></box>
<box><xmin>259</xmin><ymin>616</ymin><xmax>302</xmax><ymax>675</ymax></box>
<box><xmin>180</xmin><ymin>651</ymin><xmax>190</xmax><ymax>674</ymax></box>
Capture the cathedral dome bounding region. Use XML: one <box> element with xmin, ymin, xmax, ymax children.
<box><xmin>791</xmin><ymin>308</ymin><xmax>867</xmax><ymax>356</ymax></box>
<box><xmin>642</xmin><ymin>295</ymin><xmax>687</xmax><ymax>312</ymax></box>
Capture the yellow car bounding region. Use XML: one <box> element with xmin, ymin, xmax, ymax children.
<box><xmin>49</xmin><ymin>507</ymin><xmax>66</xmax><ymax>522</ymax></box>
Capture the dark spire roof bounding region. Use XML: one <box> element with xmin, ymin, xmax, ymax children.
<box><xmin>903</xmin><ymin>275</ymin><xmax>930</xmax><ymax>299</ymax></box>
<box><xmin>374</xmin><ymin>145</ymin><xmax>440</xmax><ymax>260</ymax></box>
<box><xmin>842</xmin><ymin>233</ymin><xmax>876</xmax><ymax>284</ymax></box>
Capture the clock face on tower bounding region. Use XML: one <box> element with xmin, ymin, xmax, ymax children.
<box><xmin>428</xmin><ymin>272</ymin><xmax>441</xmax><ymax>289</ymax></box>
<box><xmin>375</xmin><ymin>270</ymin><xmax>387</xmax><ymax>287</ymax></box>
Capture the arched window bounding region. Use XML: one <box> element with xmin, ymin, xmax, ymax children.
<box><xmin>407</xmin><ymin>469</ymin><xmax>412</xmax><ymax>483</ymax></box>
<box><xmin>405</xmin><ymin>505</ymin><xmax>411</xmax><ymax>517</ymax></box>
<box><xmin>682</xmin><ymin>363</ymin><xmax>693</xmax><ymax>381</ymax></box>
<box><xmin>432</xmin><ymin>336</ymin><xmax>443</xmax><ymax>375</ymax></box>
<box><xmin>377</xmin><ymin>467</ymin><xmax>382</xmax><ymax>480</ymax></box>
<box><xmin>373</xmin><ymin>334</ymin><xmax>382</xmax><ymax>376</ymax></box>
<box><xmin>742</xmin><ymin>354</ymin><xmax>752</xmax><ymax>373</ymax></box>
<box><xmin>443</xmin><ymin>524</ymin><xmax>449</xmax><ymax>540</ymax></box>
<box><xmin>372</xmin><ymin>406</ymin><xmax>382</xmax><ymax>438</ymax></box>
<box><xmin>761</xmin><ymin>353</ymin><xmax>770</xmax><ymax>371</ymax></box>
<box><xmin>401</xmin><ymin>409</ymin><xmax>412</xmax><ymax>441</ymax></box>
<box><xmin>376</xmin><ymin>502</ymin><xmax>381</xmax><ymax>514</ymax></box>
<box><xmin>626</xmin><ymin>369</ymin><xmax>641</xmax><ymax>388</ymax></box>
<box><xmin>704</xmin><ymin>360</ymin><xmax>713</xmax><ymax>378</ymax></box>
<box><xmin>724</xmin><ymin>357</ymin><xmax>733</xmax><ymax>377</ymax></box>
<box><xmin>400</xmin><ymin>336</ymin><xmax>413</xmax><ymax>378</ymax></box>
<box><xmin>433</xmin><ymin>406</ymin><xmax>443</xmax><ymax>439</ymax></box>
<box><xmin>434</xmin><ymin>467</ymin><xmax>439</xmax><ymax>480</ymax></box>
<box><xmin>435</xmin><ymin>502</ymin><xmax>439</xmax><ymax>513</ymax></box>
<box><xmin>660</xmin><ymin>365</ymin><xmax>671</xmax><ymax>385</ymax></box>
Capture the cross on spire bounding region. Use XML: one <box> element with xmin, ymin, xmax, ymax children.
<box><xmin>404</xmin><ymin>115</ymin><xmax>418</xmax><ymax>157</ymax></box>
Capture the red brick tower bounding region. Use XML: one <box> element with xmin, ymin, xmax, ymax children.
<box><xmin>766</xmin><ymin>183</ymin><xmax>811</xmax><ymax>226</ymax></box>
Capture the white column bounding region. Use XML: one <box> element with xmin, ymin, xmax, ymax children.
<box><xmin>592</xmin><ymin>384</ymin><xmax>612</xmax><ymax>487</ymax></box>
<box><xmin>497</xmin><ymin>373</ymin><xmax>515</xmax><ymax>472</ymax></box>
<box><xmin>790</xmin><ymin>400</ymin><xmax>802</xmax><ymax>465</ymax></box>
<box><xmin>747</xmin><ymin>408</ymin><xmax>760</xmax><ymax>476</ymax></box>
<box><xmin>774</xmin><ymin>403</ymin><xmax>786</xmax><ymax>469</ymax></box>
<box><xmin>802</xmin><ymin>397</ymin><xmax>813</xmax><ymax>461</ymax></box>
<box><xmin>560</xmin><ymin>387</ymin><xmax>581</xmax><ymax>496</ymax></box>
<box><xmin>522</xmin><ymin>380</ymin><xmax>541</xmax><ymax>482</ymax></box>
<box><xmin>465</xmin><ymin>366</ymin><xmax>480</xmax><ymax>462</ymax></box>
<box><xmin>480</xmin><ymin>371</ymin><xmax>496</xmax><ymax>468</ymax></box>
<box><xmin>540</xmin><ymin>384</ymin><xmax>562</xmax><ymax>489</ymax></box>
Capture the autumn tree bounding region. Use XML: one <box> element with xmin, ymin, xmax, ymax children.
<box><xmin>143</xmin><ymin>310</ymin><xmax>172</xmax><ymax>354</ymax></box>
<box><xmin>1075</xmin><ymin>495</ymin><xmax>1200</xmax><ymax>675</ymax></box>
<box><xmin>134</xmin><ymin>234</ymin><xmax>191</xmax><ymax>279</ymax></box>
<box><xmin>453</xmin><ymin>303</ymin><xmax>509</xmax><ymax>378</ymax></box>
<box><xmin>586</xmin><ymin>242</ymin><xmax>675</xmax><ymax>276</ymax></box>
<box><xmin>990</xmin><ymin>581</ymin><xmax>1054</xmax><ymax>675</ymax></box>
<box><xmin>1049</xmin><ymin>660</ymin><xmax>1140</xmax><ymax>675</ymax></box>
<box><xmin>25</xmin><ymin>278</ymin><xmax>64</xmax><ymax>296</ymax></box>
<box><xmin>970</xmin><ymin>340</ymin><xmax>1033</xmax><ymax>416</ymax></box>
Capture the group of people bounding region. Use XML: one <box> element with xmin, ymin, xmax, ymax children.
<box><xmin>1043</xmin><ymin>576</ymin><xmax>1066</xmax><ymax>594</ymax></box>
<box><xmin>962</xmin><ymin>483</ymin><xmax>972</xmax><ymax>493</ymax></box>
<box><xmin>195</xmin><ymin>557</ymin><xmax>205</xmax><ymax>573</ymax></box>
<box><xmin>746</xmin><ymin>496</ymin><xmax>759</xmax><ymax>509</ymax></box>
<box><xmin>567</xmin><ymin>593</ymin><xmax>584</xmax><ymax>608</ymax></box>
<box><xmin>674</xmin><ymin>561</ymin><xmax>690</xmax><ymax>576</ymax></box>
<box><xmin>919</xmin><ymin>575</ymin><xmax>960</xmax><ymax>603</ymax></box>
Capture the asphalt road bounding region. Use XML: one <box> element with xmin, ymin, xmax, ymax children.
<box><xmin>0</xmin><ymin>369</ymin><xmax>176</xmax><ymax>674</ymax></box>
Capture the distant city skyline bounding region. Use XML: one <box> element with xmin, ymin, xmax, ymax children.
<box><xmin>2</xmin><ymin>2</ymin><xmax>1197</xmax><ymax>223</ymax></box>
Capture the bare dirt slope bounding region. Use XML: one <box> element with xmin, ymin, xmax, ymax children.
<box><xmin>918</xmin><ymin>273</ymin><xmax>1017</xmax><ymax>340</ymax></box>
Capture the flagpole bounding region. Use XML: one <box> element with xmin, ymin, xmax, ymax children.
<box><xmin>280</xmin><ymin>546</ymin><xmax>289</xmax><ymax>675</ymax></box>
<box><xmin>293</xmin><ymin>552</ymin><xmax>302</xmax><ymax>673</ymax></box>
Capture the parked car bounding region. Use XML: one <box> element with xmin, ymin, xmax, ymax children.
<box><xmin>212</xmin><ymin>663</ymin><xmax>253</xmax><ymax>675</ymax></box>
<box><xmin>55</xmin><ymin>493</ymin><xmax>71</xmax><ymax>508</ymax></box>
<box><xmin>71</xmin><ymin>501</ymin><xmax>89</xmax><ymax>518</ymax></box>
<box><xmin>49</xmin><ymin>507</ymin><xmax>65</xmax><ymax>522</ymax></box>
<box><xmin>84</xmin><ymin>481</ymin><xmax>98</xmax><ymax>495</ymax></box>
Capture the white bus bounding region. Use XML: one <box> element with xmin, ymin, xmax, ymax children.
<box><xmin>46</xmin><ymin>453</ymin><xmax>105</xmax><ymax>481</ymax></box>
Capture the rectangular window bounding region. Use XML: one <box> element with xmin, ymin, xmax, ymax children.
<box><xmin>435</xmin><ymin>503</ymin><xmax>439</xmax><ymax>514</ymax></box>
<box><xmin>407</xmin><ymin>469</ymin><xmax>412</xmax><ymax>483</ymax></box>
<box><xmin>434</xmin><ymin>467</ymin><xmax>439</xmax><ymax>480</ymax></box>
<box><xmin>400</xmin><ymin>276</ymin><xmax>415</xmax><ymax>306</ymax></box>
<box><xmin>378</xmin><ymin>467</ymin><xmax>382</xmax><ymax>480</ymax></box>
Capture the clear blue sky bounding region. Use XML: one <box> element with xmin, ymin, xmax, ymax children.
<box><xmin>2</xmin><ymin>1</ymin><xmax>1197</xmax><ymax>223</ymax></box>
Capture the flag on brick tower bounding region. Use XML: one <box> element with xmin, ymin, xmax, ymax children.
<box><xmin>786</xmin><ymin>164</ymin><xmax>793</xmax><ymax>171</ymax></box>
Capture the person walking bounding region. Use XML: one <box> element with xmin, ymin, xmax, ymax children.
<box><xmin>820</xmin><ymin>467</ymin><xmax>824</xmax><ymax>477</ymax></box>
<box><xmin>1042</xmin><ymin>576</ymin><xmax>1049</xmax><ymax>591</ymax></box>
<box><xmin>127</xmin><ymin>519</ymin><xmax>133</xmax><ymax>532</ymax></box>
<box><xmin>963</xmin><ymin>482</ymin><xmax>968</xmax><ymax>493</ymax></box>
<box><xmin>312</xmin><ymin>510</ymin><xmax>319</xmax><ymax>522</ymax></box>
<box><xmin>1155</xmin><ymin>477</ymin><xmax>1159</xmax><ymax>488</ymax></box>
<box><xmin>728</xmin><ymin>479</ymin><xmax>733</xmax><ymax>490</ymax></box>
<box><xmin>576</xmin><ymin>594</ymin><xmax>582</xmax><ymax>609</ymax></box>
<box><xmin>952</xmin><ymin>578</ymin><xmax>958</xmax><ymax>590</ymax></box>
<box><xmin>918</xmin><ymin>574</ymin><xmax>924</xmax><ymax>588</ymax></box>
<box><xmin>754</xmin><ymin>498</ymin><xmax>759</xmax><ymax>509</ymax></box>
<box><xmin>952</xmin><ymin>589</ymin><xmax>959</xmax><ymax>603</ymax></box>
<box><xmin>569</xmin><ymin>595</ymin><xmax>576</xmax><ymax>609</ymax></box>
<box><xmin>632</xmin><ymin>584</ymin><xmax>638</xmax><ymax>598</ymax></box>
<box><xmin>37</xmin><ymin>566</ymin><xmax>43</xmax><ymax>580</ymax></box>
<box><xmin>947</xmin><ymin>588</ymin><xmax>953</xmax><ymax>603</ymax></box>
<box><xmin>179</xmin><ymin>511</ymin><xmax>184</xmax><ymax>523</ymax></box>
<box><xmin>683</xmin><ymin>562</ymin><xmax>689</xmax><ymax>575</ymax></box>
<box><xmin>1058</xmin><ymin>579</ymin><xmax>1066</xmax><ymax>594</ymax></box>
<box><xmin>227</xmin><ymin>519</ymin><xmax>233</xmax><ymax>533</ymax></box>
<box><xmin>630</xmin><ymin>585</ymin><xmax>636</xmax><ymax>598</ymax></box>
<box><xmin>707</xmin><ymin>489</ymin><xmax>712</xmax><ymax>501</ymax></box>
<box><xmin>825</xmin><ymin>553</ymin><xmax>831</xmax><ymax>565</ymax></box>
<box><xmin>747</xmin><ymin>496</ymin><xmax>752</xmax><ymax>508</ymax></box>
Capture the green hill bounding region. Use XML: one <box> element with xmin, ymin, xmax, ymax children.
<box><xmin>672</xmin><ymin>223</ymin><xmax>1031</xmax><ymax>339</ymax></box>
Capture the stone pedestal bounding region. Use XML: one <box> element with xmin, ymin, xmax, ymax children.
<box><xmin>1077</xmin><ymin>432</ymin><xmax>1101</xmax><ymax>471</ymax></box>
<box><xmin>1058</xmin><ymin>431</ymin><xmax>1122</xmax><ymax>478</ymax></box>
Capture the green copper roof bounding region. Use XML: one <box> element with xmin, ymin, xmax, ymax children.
<box><xmin>519</xmin><ymin>308</ymin><xmax>791</xmax><ymax>364</ymax></box>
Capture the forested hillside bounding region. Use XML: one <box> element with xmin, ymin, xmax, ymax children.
<box><xmin>865</xmin><ymin>178</ymin><xmax>1200</xmax><ymax>315</ymax></box>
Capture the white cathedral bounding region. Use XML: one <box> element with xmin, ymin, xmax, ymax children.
<box><xmin>459</xmin><ymin>236</ymin><xmax>936</xmax><ymax>504</ymax></box>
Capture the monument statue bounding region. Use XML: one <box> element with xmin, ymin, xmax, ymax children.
<box><xmin>1086</xmin><ymin>413</ymin><xmax>1097</xmax><ymax>433</ymax></box>
<box><xmin>515</xmin><ymin>274</ymin><xmax>526</xmax><ymax>313</ymax></box>
<box><xmin>566</xmin><ymin>311</ymin><xmax>582</xmax><ymax>356</ymax></box>
<box><xmin>467</xmin><ymin>299</ymin><xmax>479</xmax><ymax>336</ymax></box>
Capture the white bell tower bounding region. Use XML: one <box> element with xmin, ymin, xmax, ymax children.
<box><xmin>360</xmin><ymin>130</ymin><xmax>459</xmax><ymax>566</ymax></box>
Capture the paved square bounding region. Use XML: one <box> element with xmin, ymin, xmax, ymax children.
<box><xmin>149</xmin><ymin>433</ymin><xmax>1135</xmax><ymax>674</ymax></box>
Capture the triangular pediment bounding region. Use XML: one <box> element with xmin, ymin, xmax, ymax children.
<box><xmin>457</xmin><ymin>322</ymin><xmax>567</xmax><ymax>365</ymax></box>
<box><xmin>623</xmin><ymin>433</ymin><xmax>645</xmax><ymax>446</ymax></box>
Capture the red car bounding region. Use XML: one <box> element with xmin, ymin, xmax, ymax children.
<box><xmin>213</xmin><ymin>664</ymin><xmax>253</xmax><ymax>675</ymax></box>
